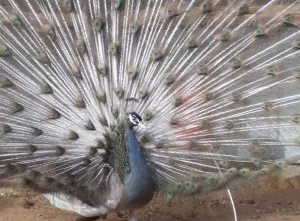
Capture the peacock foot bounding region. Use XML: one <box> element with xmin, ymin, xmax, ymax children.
<box><xmin>129</xmin><ymin>210</ymin><xmax>138</xmax><ymax>221</ymax></box>
<box><xmin>75</xmin><ymin>214</ymin><xmax>107</xmax><ymax>221</ymax></box>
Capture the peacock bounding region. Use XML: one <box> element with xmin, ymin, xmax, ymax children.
<box><xmin>1</xmin><ymin>0</ymin><xmax>300</xmax><ymax>220</ymax></box>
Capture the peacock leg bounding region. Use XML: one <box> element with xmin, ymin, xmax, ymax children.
<box><xmin>75</xmin><ymin>214</ymin><xmax>107</xmax><ymax>221</ymax></box>
<box><xmin>129</xmin><ymin>210</ymin><xmax>138</xmax><ymax>221</ymax></box>
<box><xmin>75</xmin><ymin>216</ymin><xmax>101</xmax><ymax>221</ymax></box>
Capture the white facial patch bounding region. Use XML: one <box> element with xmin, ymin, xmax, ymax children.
<box><xmin>129</xmin><ymin>113</ymin><xmax>140</xmax><ymax>126</ymax></box>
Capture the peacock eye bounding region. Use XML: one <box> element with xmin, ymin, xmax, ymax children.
<box><xmin>173</xmin><ymin>96</ymin><xmax>183</xmax><ymax>107</ymax></box>
<box><xmin>263</xmin><ymin>102</ymin><xmax>273</xmax><ymax>111</ymax></box>
<box><xmin>200</xmin><ymin>119</ymin><xmax>212</xmax><ymax>130</ymax></box>
<box><xmin>296</xmin><ymin>137</ymin><xmax>300</xmax><ymax>145</ymax></box>
<box><xmin>230</xmin><ymin>57</ymin><xmax>241</xmax><ymax>69</ymax></box>
<box><xmin>114</xmin><ymin>87</ymin><xmax>124</xmax><ymax>99</ymax></box>
<box><xmin>186</xmin><ymin>37</ymin><xmax>198</xmax><ymax>49</ymax></box>
<box><xmin>275</xmin><ymin>160</ymin><xmax>286</xmax><ymax>169</ymax></box>
<box><xmin>113</xmin><ymin>0</ymin><xmax>122</xmax><ymax>9</ymax></box>
<box><xmin>218</xmin><ymin>30</ymin><xmax>231</xmax><ymax>42</ymax></box>
<box><xmin>167</xmin><ymin>9</ymin><xmax>176</xmax><ymax>18</ymax></box>
<box><xmin>197</xmin><ymin>64</ymin><xmax>208</xmax><ymax>76</ymax></box>
<box><xmin>251</xmin><ymin>158</ymin><xmax>262</xmax><ymax>168</ymax></box>
<box><xmin>66</xmin><ymin>0</ymin><xmax>72</xmax><ymax>8</ymax></box>
<box><xmin>254</xmin><ymin>26</ymin><xmax>266</xmax><ymax>37</ymax></box>
<box><xmin>95</xmin><ymin>23</ymin><xmax>102</xmax><ymax>32</ymax></box>
<box><xmin>293</xmin><ymin>40</ymin><xmax>300</xmax><ymax>49</ymax></box>
<box><xmin>60</xmin><ymin>0</ymin><xmax>74</xmax><ymax>12</ymax></box>
<box><xmin>75</xmin><ymin>39</ymin><xmax>86</xmax><ymax>55</ymax></box>
<box><xmin>9</xmin><ymin>13</ymin><xmax>22</xmax><ymax>28</ymax></box>
<box><xmin>165</xmin><ymin>75</ymin><xmax>174</xmax><ymax>85</ymax></box>
<box><xmin>93</xmin><ymin>18</ymin><xmax>105</xmax><ymax>33</ymax></box>
<box><xmin>48</xmin><ymin>29</ymin><xmax>55</xmax><ymax>37</ymax></box>
<box><xmin>138</xmin><ymin>89</ymin><xmax>148</xmax><ymax>100</ymax></box>
<box><xmin>291</xmin><ymin>114</ymin><xmax>299</xmax><ymax>123</ymax></box>
<box><xmin>283</xmin><ymin>14</ymin><xmax>293</xmax><ymax>25</ymax></box>
<box><xmin>238</xmin><ymin>4</ymin><xmax>249</xmax><ymax>16</ymax></box>
<box><xmin>209</xmin><ymin>177</ymin><xmax>217</xmax><ymax>184</ymax></box>
<box><xmin>239</xmin><ymin>168</ymin><xmax>248</xmax><ymax>176</ymax></box>
<box><xmin>109</xmin><ymin>43</ymin><xmax>118</xmax><ymax>55</ymax></box>
<box><xmin>201</xmin><ymin>3</ymin><xmax>211</xmax><ymax>13</ymax></box>
<box><xmin>229</xmin><ymin>168</ymin><xmax>237</xmax><ymax>174</ymax></box>
<box><xmin>169</xmin><ymin>117</ymin><xmax>179</xmax><ymax>126</ymax></box>
<box><xmin>239</xmin><ymin>7</ymin><xmax>245</xmax><ymax>14</ymax></box>
<box><xmin>143</xmin><ymin>110</ymin><xmax>153</xmax><ymax>121</ymax></box>
<box><xmin>151</xmin><ymin>49</ymin><xmax>163</xmax><ymax>61</ymax></box>
<box><xmin>127</xmin><ymin>68</ymin><xmax>138</xmax><ymax>79</ymax></box>
<box><xmin>152</xmin><ymin>52</ymin><xmax>159</xmax><ymax>60</ymax></box>
<box><xmin>13</xmin><ymin>18</ymin><xmax>21</xmax><ymax>27</ymax></box>
<box><xmin>0</xmin><ymin>44</ymin><xmax>11</xmax><ymax>57</ymax></box>
<box><xmin>131</xmin><ymin>25</ymin><xmax>139</xmax><ymax>34</ymax></box>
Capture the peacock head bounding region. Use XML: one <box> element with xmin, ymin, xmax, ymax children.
<box><xmin>127</xmin><ymin>112</ymin><xmax>142</xmax><ymax>128</ymax></box>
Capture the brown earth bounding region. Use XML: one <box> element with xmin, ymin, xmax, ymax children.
<box><xmin>1</xmin><ymin>172</ymin><xmax>300</xmax><ymax>221</ymax></box>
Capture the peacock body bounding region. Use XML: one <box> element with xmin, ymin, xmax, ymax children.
<box><xmin>1</xmin><ymin>0</ymin><xmax>300</xmax><ymax>220</ymax></box>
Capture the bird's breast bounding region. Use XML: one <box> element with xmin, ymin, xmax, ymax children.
<box><xmin>117</xmin><ymin>127</ymin><xmax>155</xmax><ymax>210</ymax></box>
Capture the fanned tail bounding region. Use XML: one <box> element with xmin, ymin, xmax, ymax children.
<box><xmin>0</xmin><ymin>0</ymin><xmax>300</xmax><ymax>214</ymax></box>
<box><xmin>127</xmin><ymin>0</ymin><xmax>300</xmax><ymax>197</ymax></box>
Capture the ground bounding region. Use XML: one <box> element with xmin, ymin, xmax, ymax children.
<box><xmin>1</xmin><ymin>171</ymin><xmax>300</xmax><ymax>221</ymax></box>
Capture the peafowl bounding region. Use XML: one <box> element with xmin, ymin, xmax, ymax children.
<box><xmin>1</xmin><ymin>0</ymin><xmax>300</xmax><ymax>220</ymax></box>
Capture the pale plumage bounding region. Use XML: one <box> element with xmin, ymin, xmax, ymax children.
<box><xmin>0</xmin><ymin>0</ymin><xmax>300</xmax><ymax>220</ymax></box>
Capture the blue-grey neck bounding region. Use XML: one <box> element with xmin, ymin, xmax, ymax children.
<box><xmin>117</xmin><ymin>121</ymin><xmax>155</xmax><ymax>210</ymax></box>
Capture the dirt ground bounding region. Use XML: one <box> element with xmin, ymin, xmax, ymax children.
<box><xmin>1</xmin><ymin>172</ymin><xmax>300</xmax><ymax>221</ymax></box>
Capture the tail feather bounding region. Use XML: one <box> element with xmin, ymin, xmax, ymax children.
<box><xmin>0</xmin><ymin>0</ymin><xmax>300</xmax><ymax>212</ymax></box>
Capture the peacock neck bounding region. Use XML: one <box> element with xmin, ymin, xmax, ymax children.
<box><xmin>117</xmin><ymin>121</ymin><xmax>155</xmax><ymax>210</ymax></box>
